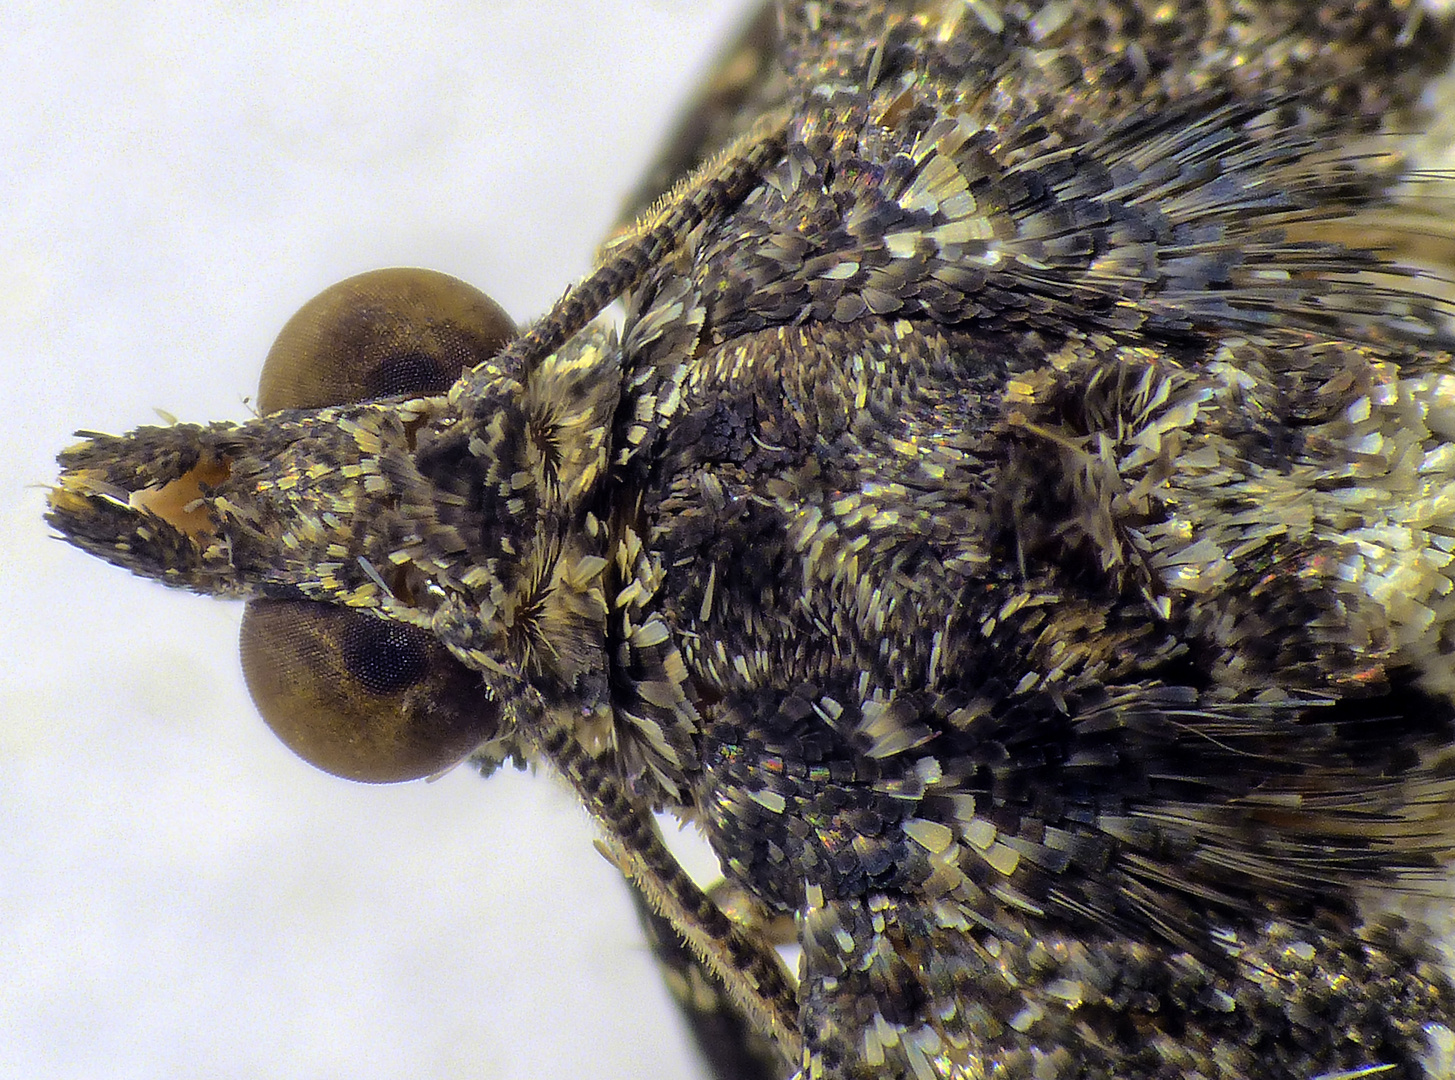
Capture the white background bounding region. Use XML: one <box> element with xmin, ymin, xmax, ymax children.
<box><xmin>1</xmin><ymin>3</ymin><xmax>757</xmax><ymax>1079</ymax></box>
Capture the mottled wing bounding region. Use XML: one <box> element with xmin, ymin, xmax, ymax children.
<box><xmin>617</xmin><ymin>2</ymin><xmax>1455</xmax><ymax>1078</ymax></box>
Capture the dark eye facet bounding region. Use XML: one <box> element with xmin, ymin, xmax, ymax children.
<box><xmin>339</xmin><ymin>616</ymin><xmax>432</xmax><ymax>697</ymax></box>
<box><xmin>240</xmin><ymin>599</ymin><xmax>498</xmax><ymax>783</ymax></box>
<box><xmin>256</xmin><ymin>266</ymin><xmax>515</xmax><ymax>413</ymax></box>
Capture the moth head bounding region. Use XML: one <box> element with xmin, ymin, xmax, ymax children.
<box><xmin>49</xmin><ymin>267</ymin><xmax>612</xmax><ymax>781</ymax></box>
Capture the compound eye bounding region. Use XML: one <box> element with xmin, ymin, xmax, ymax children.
<box><xmin>240</xmin><ymin>599</ymin><xmax>498</xmax><ymax>783</ymax></box>
<box><xmin>257</xmin><ymin>267</ymin><xmax>515</xmax><ymax>413</ymax></box>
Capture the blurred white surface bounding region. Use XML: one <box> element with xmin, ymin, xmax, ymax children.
<box><xmin>0</xmin><ymin>3</ymin><xmax>756</xmax><ymax>1079</ymax></box>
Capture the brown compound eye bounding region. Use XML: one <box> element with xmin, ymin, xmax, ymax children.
<box><xmin>241</xmin><ymin>267</ymin><xmax>515</xmax><ymax>781</ymax></box>
<box><xmin>240</xmin><ymin>599</ymin><xmax>499</xmax><ymax>783</ymax></box>
<box><xmin>256</xmin><ymin>266</ymin><xmax>516</xmax><ymax>413</ymax></box>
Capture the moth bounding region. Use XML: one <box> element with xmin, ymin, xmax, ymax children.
<box><xmin>46</xmin><ymin>2</ymin><xmax>1455</xmax><ymax>1078</ymax></box>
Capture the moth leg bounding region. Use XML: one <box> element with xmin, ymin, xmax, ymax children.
<box><xmin>470</xmin><ymin>106</ymin><xmax>788</xmax><ymax>383</ymax></box>
<box><xmin>615</xmin><ymin>0</ymin><xmax>785</xmax><ymax>227</ymax></box>
<box><xmin>628</xmin><ymin>878</ymin><xmax>796</xmax><ymax>1080</ymax></box>
<box><xmin>541</xmin><ymin>727</ymin><xmax>803</xmax><ymax>1061</ymax></box>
